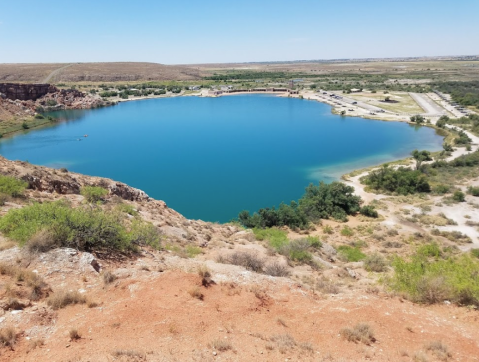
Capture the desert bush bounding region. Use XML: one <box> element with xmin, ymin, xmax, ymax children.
<box><xmin>0</xmin><ymin>175</ymin><xmax>27</xmax><ymax>197</ymax></box>
<box><xmin>425</xmin><ymin>340</ymin><xmax>452</xmax><ymax>361</ymax></box>
<box><xmin>210</xmin><ymin>339</ymin><xmax>232</xmax><ymax>352</ymax></box>
<box><xmin>198</xmin><ymin>265</ymin><xmax>213</xmax><ymax>286</ymax></box>
<box><xmin>47</xmin><ymin>289</ymin><xmax>86</xmax><ymax>310</ymax></box>
<box><xmin>383</xmin><ymin>240</ymin><xmax>402</xmax><ymax>248</ymax></box>
<box><xmin>0</xmin><ymin>326</ymin><xmax>16</xmax><ymax>348</ymax></box>
<box><xmin>227</xmin><ymin>251</ymin><xmax>264</xmax><ymax>272</ymax></box>
<box><xmin>337</xmin><ymin>245</ymin><xmax>366</xmax><ymax>262</ymax></box>
<box><xmin>364</xmin><ymin>253</ymin><xmax>388</xmax><ymax>272</ymax></box>
<box><xmin>188</xmin><ymin>287</ymin><xmax>204</xmax><ymax>300</ymax></box>
<box><xmin>340</xmin><ymin>323</ymin><xmax>375</xmax><ymax>345</ymax></box>
<box><xmin>264</xmin><ymin>261</ymin><xmax>290</xmax><ymax>277</ymax></box>
<box><xmin>316</xmin><ymin>278</ymin><xmax>340</xmax><ymax>294</ymax></box>
<box><xmin>80</xmin><ymin>186</ymin><xmax>108</xmax><ymax>203</ymax></box>
<box><xmin>25</xmin><ymin>229</ymin><xmax>58</xmax><ymax>253</ymax></box>
<box><xmin>69</xmin><ymin>328</ymin><xmax>81</xmax><ymax>340</ymax></box>
<box><xmin>270</xmin><ymin>334</ymin><xmax>296</xmax><ymax>351</ymax></box>
<box><xmin>102</xmin><ymin>270</ymin><xmax>117</xmax><ymax>285</ymax></box>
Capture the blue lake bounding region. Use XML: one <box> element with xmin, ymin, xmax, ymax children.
<box><xmin>0</xmin><ymin>95</ymin><xmax>443</xmax><ymax>222</ymax></box>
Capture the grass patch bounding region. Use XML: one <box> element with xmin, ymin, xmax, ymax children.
<box><xmin>337</xmin><ymin>245</ymin><xmax>366</xmax><ymax>262</ymax></box>
<box><xmin>253</xmin><ymin>228</ymin><xmax>288</xmax><ymax>249</ymax></box>
<box><xmin>387</xmin><ymin>244</ymin><xmax>479</xmax><ymax>305</ymax></box>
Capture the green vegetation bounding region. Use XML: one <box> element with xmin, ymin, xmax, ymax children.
<box><xmin>362</xmin><ymin>165</ymin><xmax>430</xmax><ymax>195</ymax></box>
<box><xmin>434</xmin><ymin>81</ymin><xmax>479</xmax><ymax>108</ymax></box>
<box><xmin>253</xmin><ymin>227</ymin><xmax>288</xmax><ymax>249</ymax></box>
<box><xmin>467</xmin><ymin>186</ymin><xmax>479</xmax><ymax>196</ymax></box>
<box><xmin>239</xmin><ymin>181</ymin><xmax>362</xmax><ymax>230</ymax></box>
<box><xmin>80</xmin><ymin>185</ymin><xmax>108</xmax><ymax>203</ymax></box>
<box><xmin>0</xmin><ymin>175</ymin><xmax>28</xmax><ymax>197</ymax></box>
<box><xmin>0</xmin><ymin>201</ymin><xmax>160</xmax><ymax>252</ymax></box>
<box><xmin>388</xmin><ymin>243</ymin><xmax>479</xmax><ymax>305</ymax></box>
<box><xmin>359</xmin><ymin>205</ymin><xmax>378</xmax><ymax>218</ymax></box>
<box><xmin>410</xmin><ymin>115</ymin><xmax>425</xmax><ymax>124</ymax></box>
<box><xmin>452</xmin><ymin>190</ymin><xmax>466</xmax><ymax>202</ymax></box>
<box><xmin>337</xmin><ymin>245</ymin><xmax>366</xmax><ymax>262</ymax></box>
<box><xmin>411</xmin><ymin>150</ymin><xmax>432</xmax><ymax>170</ymax></box>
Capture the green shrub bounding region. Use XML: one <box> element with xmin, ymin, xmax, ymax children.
<box><xmin>238</xmin><ymin>181</ymin><xmax>362</xmax><ymax>228</ymax></box>
<box><xmin>340</xmin><ymin>226</ymin><xmax>354</xmax><ymax>237</ymax></box>
<box><xmin>388</xmin><ymin>244</ymin><xmax>479</xmax><ymax>305</ymax></box>
<box><xmin>360</xmin><ymin>205</ymin><xmax>378</xmax><ymax>218</ymax></box>
<box><xmin>337</xmin><ymin>245</ymin><xmax>366</xmax><ymax>262</ymax></box>
<box><xmin>433</xmin><ymin>184</ymin><xmax>450</xmax><ymax>194</ymax></box>
<box><xmin>306</xmin><ymin>235</ymin><xmax>322</xmax><ymax>249</ymax></box>
<box><xmin>362</xmin><ymin>165</ymin><xmax>430</xmax><ymax>195</ymax></box>
<box><xmin>80</xmin><ymin>186</ymin><xmax>108</xmax><ymax>203</ymax></box>
<box><xmin>0</xmin><ymin>201</ymin><xmax>160</xmax><ymax>252</ymax></box>
<box><xmin>467</xmin><ymin>186</ymin><xmax>479</xmax><ymax>197</ymax></box>
<box><xmin>0</xmin><ymin>175</ymin><xmax>28</xmax><ymax>197</ymax></box>
<box><xmin>34</xmin><ymin>114</ymin><xmax>45</xmax><ymax>119</ymax></box>
<box><xmin>22</xmin><ymin>122</ymin><xmax>29</xmax><ymax>129</ymax></box>
<box><xmin>452</xmin><ymin>190</ymin><xmax>465</xmax><ymax>202</ymax></box>
<box><xmin>471</xmin><ymin>249</ymin><xmax>479</xmax><ymax>259</ymax></box>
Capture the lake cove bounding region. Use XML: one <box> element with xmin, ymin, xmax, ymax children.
<box><xmin>0</xmin><ymin>95</ymin><xmax>443</xmax><ymax>222</ymax></box>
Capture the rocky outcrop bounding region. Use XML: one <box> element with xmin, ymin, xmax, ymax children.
<box><xmin>37</xmin><ymin>88</ymin><xmax>105</xmax><ymax>110</ymax></box>
<box><xmin>0</xmin><ymin>83</ymin><xmax>57</xmax><ymax>101</ymax></box>
<box><xmin>0</xmin><ymin>157</ymin><xmax>150</xmax><ymax>202</ymax></box>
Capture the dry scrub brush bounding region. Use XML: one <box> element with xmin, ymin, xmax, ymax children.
<box><xmin>47</xmin><ymin>289</ymin><xmax>86</xmax><ymax>310</ymax></box>
<box><xmin>340</xmin><ymin>323</ymin><xmax>376</xmax><ymax>345</ymax></box>
<box><xmin>0</xmin><ymin>326</ymin><xmax>17</xmax><ymax>348</ymax></box>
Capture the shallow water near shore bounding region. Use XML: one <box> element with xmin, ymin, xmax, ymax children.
<box><xmin>0</xmin><ymin>95</ymin><xmax>443</xmax><ymax>222</ymax></box>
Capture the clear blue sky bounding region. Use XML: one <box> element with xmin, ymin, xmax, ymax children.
<box><xmin>0</xmin><ymin>0</ymin><xmax>478</xmax><ymax>64</ymax></box>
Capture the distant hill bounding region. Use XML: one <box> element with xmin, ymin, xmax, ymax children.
<box><xmin>0</xmin><ymin>62</ymin><xmax>202</xmax><ymax>83</ymax></box>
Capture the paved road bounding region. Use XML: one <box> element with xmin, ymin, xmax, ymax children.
<box><xmin>409</xmin><ymin>92</ymin><xmax>447</xmax><ymax>116</ymax></box>
<box><xmin>42</xmin><ymin>63</ymin><xmax>74</xmax><ymax>83</ymax></box>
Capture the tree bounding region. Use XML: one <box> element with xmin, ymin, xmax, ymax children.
<box><xmin>385</xmin><ymin>96</ymin><xmax>390</xmax><ymax>102</ymax></box>
<box><xmin>410</xmin><ymin>115</ymin><xmax>425</xmax><ymax>124</ymax></box>
<box><xmin>411</xmin><ymin>150</ymin><xmax>432</xmax><ymax>170</ymax></box>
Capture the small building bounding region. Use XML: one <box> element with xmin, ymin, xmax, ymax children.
<box><xmin>188</xmin><ymin>85</ymin><xmax>201</xmax><ymax>91</ymax></box>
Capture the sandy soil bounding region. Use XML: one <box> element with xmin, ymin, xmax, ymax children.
<box><xmin>1</xmin><ymin>248</ymin><xmax>479</xmax><ymax>362</ymax></box>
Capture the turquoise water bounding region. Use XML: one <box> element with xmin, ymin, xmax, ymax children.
<box><xmin>0</xmin><ymin>95</ymin><xmax>443</xmax><ymax>222</ymax></box>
